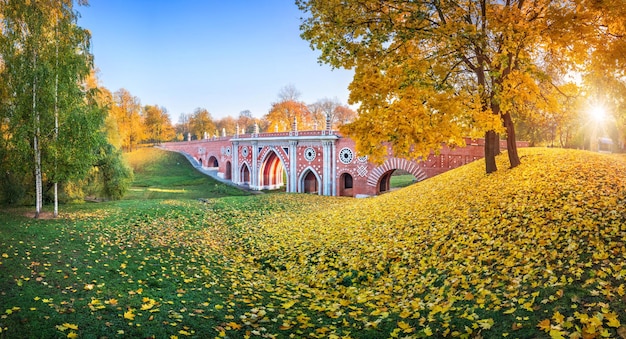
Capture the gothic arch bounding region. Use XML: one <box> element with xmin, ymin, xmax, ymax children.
<box><xmin>240</xmin><ymin>161</ymin><xmax>251</xmax><ymax>185</ymax></box>
<box><xmin>258</xmin><ymin>149</ymin><xmax>286</xmax><ymax>190</ymax></box>
<box><xmin>298</xmin><ymin>167</ymin><xmax>321</xmax><ymax>195</ymax></box>
<box><xmin>366</xmin><ymin>157</ymin><xmax>427</xmax><ymax>193</ymax></box>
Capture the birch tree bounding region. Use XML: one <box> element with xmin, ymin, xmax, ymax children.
<box><xmin>1</xmin><ymin>0</ymin><xmax>103</xmax><ymax>216</ymax></box>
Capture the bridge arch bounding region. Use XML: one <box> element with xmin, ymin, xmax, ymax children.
<box><xmin>339</xmin><ymin>172</ymin><xmax>354</xmax><ymax>197</ymax></box>
<box><xmin>259</xmin><ymin>149</ymin><xmax>287</xmax><ymax>190</ymax></box>
<box><xmin>207</xmin><ymin>155</ymin><xmax>219</xmax><ymax>168</ymax></box>
<box><xmin>299</xmin><ymin>167</ymin><xmax>322</xmax><ymax>195</ymax></box>
<box><xmin>240</xmin><ymin>161</ymin><xmax>251</xmax><ymax>185</ymax></box>
<box><xmin>225</xmin><ymin>161</ymin><xmax>232</xmax><ymax>180</ymax></box>
<box><xmin>367</xmin><ymin>158</ymin><xmax>427</xmax><ymax>194</ymax></box>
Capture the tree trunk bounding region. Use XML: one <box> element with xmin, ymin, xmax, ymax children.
<box><xmin>495</xmin><ymin>133</ymin><xmax>501</xmax><ymax>155</ymax></box>
<box><xmin>503</xmin><ymin>112</ymin><xmax>521</xmax><ymax>168</ymax></box>
<box><xmin>33</xmin><ymin>52</ymin><xmax>43</xmax><ymax>219</ymax></box>
<box><xmin>54</xmin><ymin>24</ymin><xmax>59</xmax><ymax>218</ymax></box>
<box><xmin>484</xmin><ymin>130</ymin><xmax>498</xmax><ymax>173</ymax></box>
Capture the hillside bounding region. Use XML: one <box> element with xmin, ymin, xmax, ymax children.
<box><xmin>204</xmin><ymin>147</ymin><xmax>626</xmax><ymax>338</ymax></box>
<box><xmin>1</xmin><ymin>148</ymin><xmax>625</xmax><ymax>338</ymax></box>
<box><xmin>123</xmin><ymin>147</ymin><xmax>247</xmax><ymax>199</ymax></box>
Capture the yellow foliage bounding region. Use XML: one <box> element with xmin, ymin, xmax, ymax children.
<box><xmin>40</xmin><ymin>147</ymin><xmax>626</xmax><ymax>337</ymax></box>
<box><xmin>212</xmin><ymin>148</ymin><xmax>626</xmax><ymax>337</ymax></box>
<box><xmin>123</xmin><ymin>310</ymin><xmax>135</xmax><ymax>321</ymax></box>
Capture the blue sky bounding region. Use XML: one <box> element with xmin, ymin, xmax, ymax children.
<box><xmin>77</xmin><ymin>1</ymin><xmax>354</xmax><ymax>122</ymax></box>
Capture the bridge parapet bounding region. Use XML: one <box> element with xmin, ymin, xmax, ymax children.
<box><xmin>233</xmin><ymin>130</ymin><xmax>339</xmax><ymax>139</ymax></box>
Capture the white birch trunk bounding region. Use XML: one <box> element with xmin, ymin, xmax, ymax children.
<box><xmin>33</xmin><ymin>51</ymin><xmax>43</xmax><ymax>218</ymax></box>
<box><xmin>54</xmin><ymin>23</ymin><xmax>59</xmax><ymax>218</ymax></box>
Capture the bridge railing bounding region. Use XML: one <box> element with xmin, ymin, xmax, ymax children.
<box><xmin>233</xmin><ymin>130</ymin><xmax>339</xmax><ymax>139</ymax></box>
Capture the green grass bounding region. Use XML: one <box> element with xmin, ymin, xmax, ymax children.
<box><xmin>390</xmin><ymin>174</ymin><xmax>417</xmax><ymax>188</ymax></box>
<box><xmin>123</xmin><ymin>148</ymin><xmax>248</xmax><ymax>200</ymax></box>
<box><xmin>1</xmin><ymin>148</ymin><xmax>626</xmax><ymax>338</ymax></box>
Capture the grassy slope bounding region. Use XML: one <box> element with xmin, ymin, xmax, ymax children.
<box><xmin>390</xmin><ymin>174</ymin><xmax>418</xmax><ymax>188</ymax></box>
<box><xmin>1</xmin><ymin>148</ymin><xmax>625</xmax><ymax>338</ymax></box>
<box><xmin>123</xmin><ymin>148</ymin><xmax>248</xmax><ymax>199</ymax></box>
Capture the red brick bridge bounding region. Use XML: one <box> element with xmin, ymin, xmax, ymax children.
<box><xmin>161</xmin><ymin>129</ymin><xmax>525</xmax><ymax>197</ymax></box>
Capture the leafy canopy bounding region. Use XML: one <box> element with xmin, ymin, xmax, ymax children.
<box><xmin>297</xmin><ymin>0</ymin><xmax>626</xmax><ymax>169</ymax></box>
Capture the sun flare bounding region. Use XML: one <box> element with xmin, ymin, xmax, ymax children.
<box><xmin>590</xmin><ymin>105</ymin><xmax>606</xmax><ymax>122</ymax></box>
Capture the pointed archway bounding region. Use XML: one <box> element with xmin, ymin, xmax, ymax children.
<box><xmin>259</xmin><ymin>150</ymin><xmax>286</xmax><ymax>190</ymax></box>
<box><xmin>299</xmin><ymin>168</ymin><xmax>321</xmax><ymax>195</ymax></box>
<box><xmin>240</xmin><ymin>163</ymin><xmax>250</xmax><ymax>185</ymax></box>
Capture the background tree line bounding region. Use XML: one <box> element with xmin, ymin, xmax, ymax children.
<box><xmin>101</xmin><ymin>83</ymin><xmax>357</xmax><ymax>151</ymax></box>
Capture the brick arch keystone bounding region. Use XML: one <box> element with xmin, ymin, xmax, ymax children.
<box><xmin>366</xmin><ymin>157</ymin><xmax>427</xmax><ymax>187</ymax></box>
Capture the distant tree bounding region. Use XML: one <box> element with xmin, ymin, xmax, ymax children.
<box><xmin>93</xmin><ymin>144</ymin><xmax>133</xmax><ymax>200</ymax></box>
<box><xmin>144</xmin><ymin>105</ymin><xmax>175</xmax><ymax>144</ymax></box>
<box><xmin>216</xmin><ymin>116</ymin><xmax>237</xmax><ymax>136</ymax></box>
<box><xmin>265</xmin><ymin>100</ymin><xmax>310</xmax><ymax>132</ymax></box>
<box><xmin>307</xmin><ymin>101</ymin><xmax>328</xmax><ymax>130</ymax></box>
<box><xmin>81</xmin><ymin>72</ymin><xmax>133</xmax><ymax>201</ymax></box>
<box><xmin>237</xmin><ymin>110</ymin><xmax>257</xmax><ymax>134</ymax></box>
<box><xmin>175</xmin><ymin>113</ymin><xmax>191</xmax><ymax>140</ymax></box>
<box><xmin>264</xmin><ymin>85</ymin><xmax>312</xmax><ymax>131</ymax></box>
<box><xmin>334</xmin><ymin>105</ymin><xmax>357</xmax><ymax>128</ymax></box>
<box><xmin>85</xmin><ymin>70</ymin><xmax>122</xmax><ymax>149</ymax></box>
<box><xmin>515</xmin><ymin>83</ymin><xmax>582</xmax><ymax>147</ymax></box>
<box><xmin>189</xmin><ymin>108</ymin><xmax>215</xmax><ymax>140</ymax></box>
<box><xmin>112</xmin><ymin>88</ymin><xmax>144</xmax><ymax>151</ymax></box>
<box><xmin>582</xmin><ymin>53</ymin><xmax>626</xmax><ymax>150</ymax></box>
<box><xmin>309</xmin><ymin>98</ymin><xmax>357</xmax><ymax>130</ymax></box>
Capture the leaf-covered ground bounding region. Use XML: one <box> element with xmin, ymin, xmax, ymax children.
<box><xmin>1</xmin><ymin>148</ymin><xmax>625</xmax><ymax>338</ymax></box>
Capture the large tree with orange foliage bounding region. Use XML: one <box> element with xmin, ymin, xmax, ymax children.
<box><xmin>144</xmin><ymin>105</ymin><xmax>175</xmax><ymax>144</ymax></box>
<box><xmin>298</xmin><ymin>0</ymin><xmax>626</xmax><ymax>173</ymax></box>
<box><xmin>112</xmin><ymin>88</ymin><xmax>144</xmax><ymax>152</ymax></box>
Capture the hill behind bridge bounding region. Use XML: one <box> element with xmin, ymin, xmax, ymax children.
<box><xmin>1</xmin><ymin>147</ymin><xmax>625</xmax><ymax>338</ymax></box>
<box><xmin>123</xmin><ymin>147</ymin><xmax>249</xmax><ymax>200</ymax></box>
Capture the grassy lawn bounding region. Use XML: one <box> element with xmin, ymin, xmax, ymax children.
<box><xmin>2</xmin><ymin>147</ymin><xmax>626</xmax><ymax>338</ymax></box>
<box><xmin>123</xmin><ymin>148</ymin><xmax>248</xmax><ymax>200</ymax></box>
<box><xmin>390</xmin><ymin>174</ymin><xmax>417</xmax><ymax>188</ymax></box>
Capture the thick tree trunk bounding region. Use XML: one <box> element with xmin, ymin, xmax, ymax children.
<box><xmin>503</xmin><ymin>112</ymin><xmax>521</xmax><ymax>168</ymax></box>
<box><xmin>495</xmin><ymin>133</ymin><xmax>501</xmax><ymax>155</ymax></box>
<box><xmin>484</xmin><ymin>130</ymin><xmax>498</xmax><ymax>173</ymax></box>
